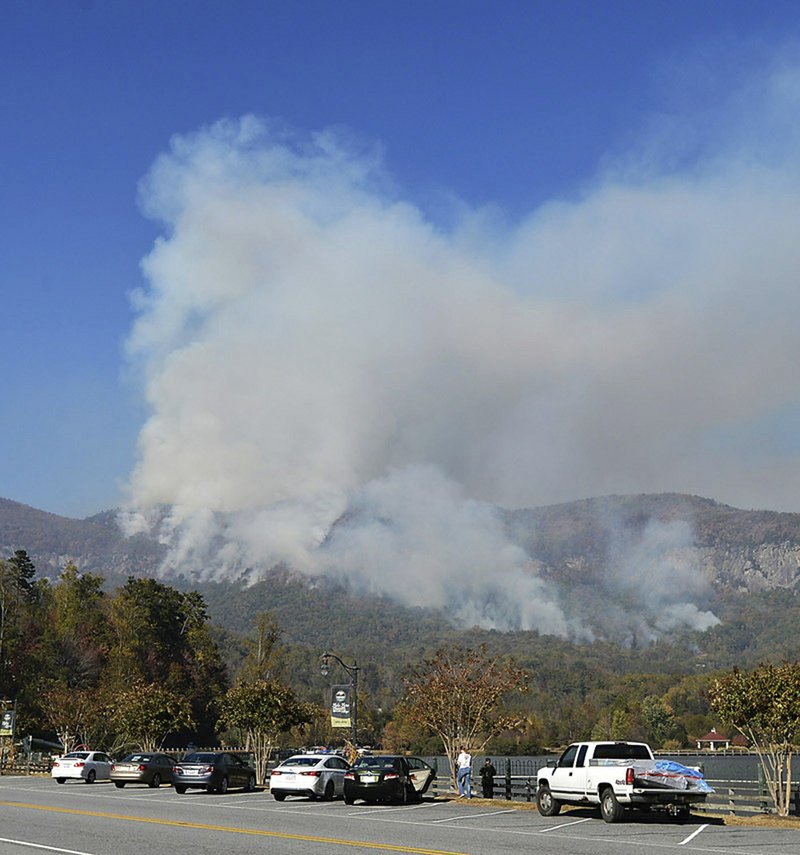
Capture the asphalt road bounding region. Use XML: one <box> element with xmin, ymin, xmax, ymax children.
<box><xmin>0</xmin><ymin>777</ymin><xmax>797</xmax><ymax>855</ymax></box>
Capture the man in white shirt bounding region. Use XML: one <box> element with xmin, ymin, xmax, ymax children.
<box><xmin>456</xmin><ymin>747</ymin><xmax>472</xmax><ymax>798</ymax></box>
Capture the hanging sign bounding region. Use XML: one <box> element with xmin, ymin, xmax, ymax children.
<box><xmin>330</xmin><ymin>684</ymin><xmax>352</xmax><ymax>728</ymax></box>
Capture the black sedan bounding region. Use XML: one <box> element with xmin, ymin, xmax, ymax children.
<box><xmin>344</xmin><ymin>755</ymin><xmax>435</xmax><ymax>805</ymax></box>
<box><xmin>111</xmin><ymin>752</ymin><xmax>175</xmax><ymax>788</ymax></box>
<box><xmin>172</xmin><ymin>751</ymin><xmax>257</xmax><ymax>794</ymax></box>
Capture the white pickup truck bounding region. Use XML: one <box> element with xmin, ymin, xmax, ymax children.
<box><xmin>536</xmin><ymin>741</ymin><xmax>711</xmax><ymax>822</ymax></box>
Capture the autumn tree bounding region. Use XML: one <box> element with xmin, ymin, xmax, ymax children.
<box><xmin>50</xmin><ymin>564</ymin><xmax>109</xmax><ymax>686</ymax></box>
<box><xmin>219</xmin><ymin>680</ymin><xmax>314</xmax><ymax>785</ymax></box>
<box><xmin>106</xmin><ymin>578</ymin><xmax>228</xmax><ymax>741</ymax></box>
<box><xmin>710</xmin><ymin>662</ymin><xmax>800</xmax><ymax>816</ymax></box>
<box><xmin>641</xmin><ymin>695</ymin><xmax>676</xmax><ymax>748</ymax></box>
<box><xmin>39</xmin><ymin>683</ymin><xmax>107</xmax><ymax>754</ymax></box>
<box><xmin>237</xmin><ymin>612</ymin><xmax>285</xmax><ymax>683</ymax></box>
<box><xmin>111</xmin><ymin>681</ymin><xmax>195</xmax><ymax>752</ymax></box>
<box><xmin>401</xmin><ymin>645</ymin><xmax>528</xmax><ymax>785</ymax></box>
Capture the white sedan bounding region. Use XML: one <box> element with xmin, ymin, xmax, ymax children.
<box><xmin>269</xmin><ymin>754</ymin><xmax>350</xmax><ymax>800</ymax></box>
<box><xmin>51</xmin><ymin>751</ymin><xmax>114</xmax><ymax>784</ymax></box>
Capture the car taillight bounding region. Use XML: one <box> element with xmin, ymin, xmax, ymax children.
<box><xmin>138</xmin><ymin>765</ymin><xmax>147</xmax><ymax>772</ymax></box>
<box><xmin>344</xmin><ymin>772</ymin><xmax>354</xmax><ymax>780</ymax></box>
<box><xmin>52</xmin><ymin>762</ymin><xmax>60</xmax><ymax>767</ymax></box>
<box><xmin>204</xmin><ymin>766</ymin><xmax>215</xmax><ymax>773</ymax></box>
<box><xmin>75</xmin><ymin>762</ymin><xmax>85</xmax><ymax>768</ymax></box>
<box><xmin>173</xmin><ymin>767</ymin><xmax>182</xmax><ymax>774</ymax></box>
<box><xmin>111</xmin><ymin>765</ymin><xmax>117</xmax><ymax>771</ymax></box>
<box><xmin>299</xmin><ymin>770</ymin><xmax>321</xmax><ymax>777</ymax></box>
<box><xmin>626</xmin><ymin>768</ymin><xmax>634</xmax><ymax>785</ymax></box>
<box><xmin>270</xmin><ymin>770</ymin><xmax>282</xmax><ymax>776</ymax></box>
<box><xmin>384</xmin><ymin>773</ymin><xmax>398</xmax><ymax>780</ymax></box>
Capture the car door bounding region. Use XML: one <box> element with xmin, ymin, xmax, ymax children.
<box><xmin>226</xmin><ymin>754</ymin><xmax>246</xmax><ymax>788</ymax></box>
<box><xmin>406</xmin><ymin>757</ymin><xmax>434</xmax><ymax>794</ymax></box>
<box><xmin>93</xmin><ymin>753</ymin><xmax>113</xmax><ymax>780</ymax></box>
<box><xmin>155</xmin><ymin>753</ymin><xmax>174</xmax><ymax>782</ymax></box>
<box><xmin>547</xmin><ymin>744</ymin><xmax>582</xmax><ymax>799</ymax></box>
<box><xmin>324</xmin><ymin>757</ymin><xmax>348</xmax><ymax>795</ymax></box>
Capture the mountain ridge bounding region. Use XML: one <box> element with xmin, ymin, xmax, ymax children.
<box><xmin>3</xmin><ymin>492</ymin><xmax>800</xmax><ymax>647</ymax></box>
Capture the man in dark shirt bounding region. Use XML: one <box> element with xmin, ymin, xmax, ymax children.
<box><xmin>480</xmin><ymin>757</ymin><xmax>497</xmax><ymax>798</ymax></box>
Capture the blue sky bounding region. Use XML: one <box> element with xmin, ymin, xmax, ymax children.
<box><xmin>4</xmin><ymin>0</ymin><xmax>800</xmax><ymax>519</ymax></box>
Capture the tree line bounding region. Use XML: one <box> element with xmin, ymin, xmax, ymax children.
<box><xmin>2</xmin><ymin>550</ymin><xmax>799</xmax><ymax>811</ymax></box>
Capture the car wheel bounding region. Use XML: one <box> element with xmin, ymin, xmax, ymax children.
<box><xmin>600</xmin><ymin>787</ymin><xmax>624</xmax><ymax>823</ymax></box>
<box><xmin>245</xmin><ymin>774</ymin><xmax>256</xmax><ymax>792</ymax></box>
<box><xmin>86</xmin><ymin>770</ymin><xmax>96</xmax><ymax>784</ymax></box>
<box><xmin>344</xmin><ymin>795</ymin><xmax>354</xmax><ymax>805</ymax></box>
<box><xmin>218</xmin><ymin>776</ymin><xmax>229</xmax><ymax>794</ymax></box>
<box><xmin>324</xmin><ymin>780</ymin><xmax>335</xmax><ymax>801</ymax></box>
<box><xmin>175</xmin><ymin>785</ymin><xmax>187</xmax><ymax>794</ymax></box>
<box><xmin>149</xmin><ymin>773</ymin><xmax>162</xmax><ymax>788</ymax></box>
<box><xmin>272</xmin><ymin>792</ymin><xmax>286</xmax><ymax>801</ymax></box>
<box><xmin>537</xmin><ymin>785</ymin><xmax>561</xmax><ymax>817</ymax></box>
<box><xmin>56</xmin><ymin>778</ymin><xmax>66</xmax><ymax>784</ymax></box>
<box><xmin>114</xmin><ymin>782</ymin><xmax>125</xmax><ymax>789</ymax></box>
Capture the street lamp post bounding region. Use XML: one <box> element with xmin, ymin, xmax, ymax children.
<box><xmin>320</xmin><ymin>651</ymin><xmax>359</xmax><ymax>747</ymax></box>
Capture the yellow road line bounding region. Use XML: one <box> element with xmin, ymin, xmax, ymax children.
<box><xmin>0</xmin><ymin>801</ymin><xmax>471</xmax><ymax>855</ymax></box>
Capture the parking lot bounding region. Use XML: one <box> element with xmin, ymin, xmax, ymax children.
<box><xmin>0</xmin><ymin>776</ymin><xmax>797</xmax><ymax>855</ymax></box>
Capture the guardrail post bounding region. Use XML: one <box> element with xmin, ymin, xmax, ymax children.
<box><xmin>525</xmin><ymin>778</ymin><xmax>532</xmax><ymax>802</ymax></box>
<box><xmin>505</xmin><ymin>758</ymin><xmax>511</xmax><ymax>800</ymax></box>
<box><xmin>728</xmin><ymin>787</ymin><xmax>735</xmax><ymax>815</ymax></box>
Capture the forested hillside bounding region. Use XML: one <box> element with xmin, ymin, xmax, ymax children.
<box><xmin>2</xmin><ymin>494</ymin><xmax>800</xmax><ymax>753</ymax></box>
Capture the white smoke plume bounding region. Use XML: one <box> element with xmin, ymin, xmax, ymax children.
<box><xmin>605</xmin><ymin>519</ymin><xmax>720</xmax><ymax>644</ymax></box>
<box><xmin>123</xmin><ymin>61</ymin><xmax>800</xmax><ymax>637</ymax></box>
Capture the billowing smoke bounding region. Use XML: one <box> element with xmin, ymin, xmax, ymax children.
<box><xmin>123</xmin><ymin>62</ymin><xmax>800</xmax><ymax>637</ymax></box>
<box><xmin>602</xmin><ymin>519</ymin><xmax>720</xmax><ymax>643</ymax></box>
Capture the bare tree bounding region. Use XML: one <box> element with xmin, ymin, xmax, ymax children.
<box><xmin>401</xmin><ymin>645</ymin><xmax>528</xmax><ymax>786</ymax></box>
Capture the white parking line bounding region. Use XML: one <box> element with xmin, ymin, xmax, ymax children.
<box><xmin>0</xmin><ymin>838</ymin><xmax>95</xmax><ymax>855</ymax></box>
<box><xmin>350</xmin><ymin>803</ymin><xmax>437</xmax><ymax>814</ymax></box>
<box><xmin>679</xmin><ymin>824</ymin><xmax>709</xmax><ymax>845</ymax></box>
<box><xmin>539</xmin><ymin>817</ymin><xmax>594</xmax><ymax>833</ymax></box>
<box><xmin>431</xmin><ymin>808</ymin><xmax>517</xmax><ymax>823</ymax></box>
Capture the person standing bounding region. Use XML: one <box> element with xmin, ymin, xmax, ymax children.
<box><xmin>480</xmin><ymin>757</ymin><xmax>497</xmax><ymax>798</ymax></box>
<box><xmin>456</xmin><ymin>747</ymin><xmax>472</xmax><ymax>798</ymax></box>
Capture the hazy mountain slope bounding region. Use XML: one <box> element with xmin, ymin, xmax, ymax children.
<box><xmin>3</xmin><ymin>492</ymin><xmax>800</xmax><ymax>646</ymax></box>
<box><xmin>504</xmin><ymin>493</ymin><xmax>800</xmax><ymax>592</ymax></box>
<box><xmin>0</xmin><ymin>497</ymin><xmax>165</xmax><ymax>577</ymax></box>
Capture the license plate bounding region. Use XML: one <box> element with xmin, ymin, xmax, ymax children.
<box><xmin>361</xmin><ymin>774</ymin><xmax>378</xmax><ymax>783</ymax></box>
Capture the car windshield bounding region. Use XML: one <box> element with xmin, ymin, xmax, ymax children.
<box><xmin>182</xmin><ymin>753</ymin><xmax>217</xmax><ymax>763</ymax></box>
<box><xmin>64</xmin><ymin>752</ymin><xmax>90</xmax><ymax>759</ymax></box>
<box><xmin>355</xmin><ymin>757</ymin><xmax>398</xmax><ymax>770</ymax></box>
<box><xmin>123</xmin><ymin>755</ymin><xmax>154</xmax><ymax>762</ymax></box>
<box><xmin>281</xmin><ymin>757</ymin><xmax>321</xmax><ymax>767</ymax></box>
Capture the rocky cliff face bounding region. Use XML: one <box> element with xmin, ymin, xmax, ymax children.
<box><xmin>698</xmin><ymin>542</ymin><xmax>800</xmax><ymax>592</ymax></box>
